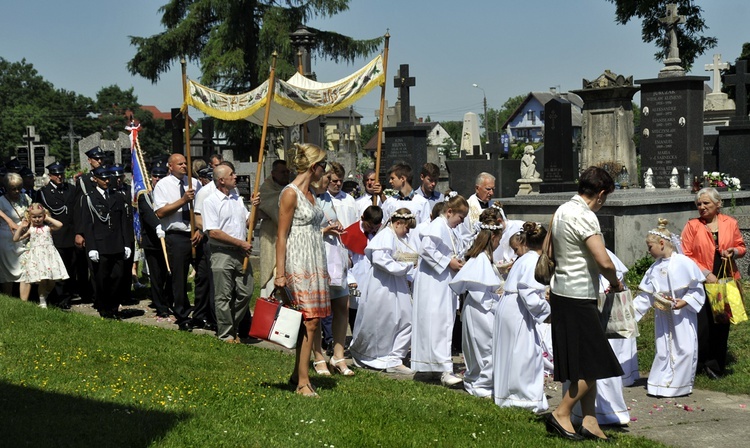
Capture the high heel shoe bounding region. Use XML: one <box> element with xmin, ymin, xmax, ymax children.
<box><xmin>330</xmin><ymin>357</ymin><xmax>355</xmax><ymax>376</ymax></box>
<box><xmin>545</xmin><ymin>413</ymin><xmax>584</xmax><ymax>441</ymax></box>
<box><xmin>578</xmin><ymin>425</ymin><xmax>610</xmax><ymax>442</ymax></box>
<box><xmin>312</xmin><ymin>360</ymin><xmax>331</xmax><ymax>376</ymax></box>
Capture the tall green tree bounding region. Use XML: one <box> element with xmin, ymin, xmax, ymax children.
<box><xmin>605</xmin><ymin>0</ymin><xmax>717</xmax><ymax>71</ymax></box>
<box><xmin>127</xmin><ymin>0</ymin><xmax>383</xmax><ymax>160</ymax></box>
<box><xmin>0</xmin><ymin>58</ymin><xmax>95</xmax><ymax>165</ymax></box>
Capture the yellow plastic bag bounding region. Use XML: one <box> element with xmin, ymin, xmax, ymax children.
<box><xmin>704</xmin><ymin>259</ymin><xmax>748</xmax><ymax>325</ymax></box>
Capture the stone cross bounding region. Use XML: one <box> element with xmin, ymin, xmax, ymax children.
<box><xmin>705</xmin><ymin>54</ymin><xmax>729</xmax><ymax>94</ymax></box>
<box><xmin>61</xmin><ymin>118</ymin><xmax>82</xmax><ymax>166</ymax></box>
<box><xmin>17</xmin><ymin>126</ymin><xmax>41</xmax><ymax>170</ymax></box>
<box><xmin>484</xmin><ymin>131</ymin><xmax>503</xmax><ymax>161</ymax></box>
<box><xmin>724</xmin><ymin>59</ymin><xmax>750</xmax><ymax>124</ymax></box>
<box><xmin>393</xmin><ymin>64</ymin><xmax>416</xmax><ymax>125</ymax></box>
<box><xmin>659</xmin><ymin>3</ymin><xmax>685</xmax><ymax>61</ymax></box>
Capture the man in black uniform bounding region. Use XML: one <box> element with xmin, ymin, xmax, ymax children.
<box><xmin>35</xmin><ymin>162</ymin><xmax>76</xmax><ymax>308</ymax></box>
<box><xmin>138</xmin><ymin>162</ymin><xmax>173</xmax><ymax>318</ymax></box>
<box><xmin>79</xmin><ymin>165</ymin><xmax>129</xmax><ymax>319</ymax></box>
<box><xmin>109</xmin><ymin>163</ymin><xmax>136</xmax><ymax>306</ymax></box>
<box><xmin>74</xmin><ymin>147</ymin><xmax>106</xmax><ymax>303</ymax></box>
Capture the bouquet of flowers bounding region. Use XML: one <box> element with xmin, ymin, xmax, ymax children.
<box><xmin>703</xmin><ymin>171</ymin><xmax>741</xmax><ymax>191</ymax></box>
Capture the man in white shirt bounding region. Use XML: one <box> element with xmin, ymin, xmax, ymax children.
<box><xmin>202</xmin><ymin>164</ymin><xmax>253</xmax><ymax>343</ymax></box>
<box><xmin>414</xmin><ymin>162</ymin><xmax>444</xmax><ymax>209</ymax></box>
<box><xmin>355</xmin><ymin>170</ymin><xmax>385</xmax><ymax>217</ymax></box>
<box><xmin>328</xmin><ymin>162</ymin><xmax>358</xmax><ymax>228</ymax></box>
<box><xmin>153</xmin><ymin>153</ymin><xmax>202</xmax><ymax>331</ymax></box>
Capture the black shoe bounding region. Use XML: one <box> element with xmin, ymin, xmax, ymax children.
<box><xmin>156</xmin><ymin>312</ymin><xmax>171</xmax><ymax>319</ymax></box>
<box><xmin>188</xmin><ymin>318</ymin><xmax>207</xmax><ymax>330</ymax></box>
<box><xmin>204</xmin><ymin>321</ymin><xmax>217</xmax><ymax>332</ymax></box>
<box><xmin>178</xmin><ymin>321</ymin><xmax>192</xmax><ymax>332</ymax></box>
<box><xmin>704</xmin><ymin>365</ymin><xmax>722</xmax><ymax>380</ymax></box>
<box><xmin>578</xmin><ymin>425</ymin><xmax>610</xmax><ymax>442</ymax></box>
<box><xmin>545</xmin><ymin>413</ymin><xmax>584</xmax><ymax>441</ymax></box>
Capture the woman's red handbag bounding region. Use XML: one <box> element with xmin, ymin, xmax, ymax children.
<box><xmin>249</xmin><ymin>287</ymin><xmax>302</xmax><ymax>348</ymax></box>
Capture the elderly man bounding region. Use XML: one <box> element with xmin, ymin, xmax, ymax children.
<box><xmin>36</xmin><ymin>162</ymin><xmax>76</xmax><ymax>308</ymax></box>
<box><xmin>153</xmin><ymin>153</ymin><xmax>202</xmax><ymax>331</ymax></box>
<box><xmin>257</xmin><ymin>159</ymin><xmax>290</xmax><ymax>295</ymax></box>
<box><xmin>202</xmin><ymin>164</ymin><xmax>254</xmax><ymax>343</ymax></box>
<box><xmin>466</xmin><ymin>172</ymin><xmax>496</xmax><ymax>228</ymax></box>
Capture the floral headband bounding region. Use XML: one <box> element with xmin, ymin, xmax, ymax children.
<box><xmin>648</xmin><ymin>230</ymin><xmax>670</xmax><ymax>240</ymax></box>
<box><xmin>392</xmin><ymin>212</ymin><xmax>415</xmax><ymax>220</ymax></box>
<box><xmin>443</xmin><ymin>191</ymin><xmax>458</xmax><ymax>202</ymax></box>
<box><xmin>473</xmin><ymin>222</ymin><xmax>503</xmax><ymax>232</ymax></box>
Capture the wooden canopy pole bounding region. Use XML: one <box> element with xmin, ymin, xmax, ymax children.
<box><xmin>243</xmin><ymin>52</ymin><xmax>278</xmax><ymax>274</ymax></box>
<box><xmin>373</xmin><ymin>31</ymin><xmax>390</xmax><ymax>205</ymax></box>
<box><xmin>181</xmin><ymin>57</ymin><xmax>197</xmax><ymax>259</ymax></box>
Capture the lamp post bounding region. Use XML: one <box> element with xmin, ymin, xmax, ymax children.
<box><xmin>472</xmin><ymin>83</ymin><xmax>488</xmax><ymax>143</ymax></box>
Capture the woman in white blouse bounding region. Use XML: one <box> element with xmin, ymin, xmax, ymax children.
<box><xmin>544</xmin><ymin>166</ymin><xmax>624</xmax><ymax>443</ymax></box>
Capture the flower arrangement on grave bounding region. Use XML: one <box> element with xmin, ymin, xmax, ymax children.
<box><xmin>703</xmin><ymin>171</ymin><xmax>741</xmax><ymax>191</ymax></box>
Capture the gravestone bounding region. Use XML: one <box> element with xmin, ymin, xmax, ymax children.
<box><xmin>717</xmin><ymin>59</ymin><xmax>750</xmax><ymax>187</ymax></box>
<box><xmin>459</xmin><ymin>112</ymin><xmax>483</xmax><ymax>157</ymax></box>
<box><xmin>485</xmin><ymin>132</ymin><xmax>503</xmax><ymax>161</ymax></box>
<box><xmin>540</xmin><ymin>98</ymin><xmax>578</xmax><ymax>193</ymax></box>
<box><xmin>703</xmin><ymin>54</ymin><xmax>735</xmax><ymax>172</ymax></box>
<box><xmin>382</xmin><ymin>64</ymin><xmax>429</xmax><ymax>181</ymax></box>
<box><xmin>15</xmin><ymin>126</ymin><xmax>52</xmax><ymax>176</ymax></box>
<box><xmin>572</xmin><ymin>70</ymin><xmax>640</xmax><ymax>187</ymax></box>
<box><xmin>79</xmin><ymin>132</ymin><xmax>130</xmax><ymax>171</ymax></box>
<box><xmin>637</xmin><ymin>3</ymin><xmax>707</xmax><ymax>188</ymax></box>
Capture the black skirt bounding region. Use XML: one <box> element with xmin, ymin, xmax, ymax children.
<box><xmin>550</xmin><ymin>293</ymin><xmax>624</xmax><ymax>382</ymax></box>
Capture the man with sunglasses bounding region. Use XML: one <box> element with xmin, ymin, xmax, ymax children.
<box><xmin>72</xmin><ymin>146</ymin><xmax>106</xmax><ymax>304</ymax></box>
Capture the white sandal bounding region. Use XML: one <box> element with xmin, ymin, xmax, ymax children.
<box><xmin>312</xmin><ymin>360</ymin><xmax>331</xmax><ymax>376</ymax></box>
<box><xmin>330</xmin><ymin>357</ymin><xmax>355</xmax><ymax>376</ymax></box>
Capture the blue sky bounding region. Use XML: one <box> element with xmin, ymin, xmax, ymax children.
<box><xmin>2</xmin><ymin>1</ymin><xmax>748</xmax><ymax>124</ymax></box>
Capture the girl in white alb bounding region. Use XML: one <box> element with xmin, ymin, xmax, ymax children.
<box><xmin>449</xmin><ymin>212</ymin><xmax>504</xmax><ymax>397</ymax></box>
<box><xmin>350</xmin><ymin>208</ymin><xmax>418</xmax><ymax>374</ymax></box>
<box><xmin>492</xmin><ymin>222</ymin><xmax>551</xmax><ymax>413</ymax></box>
<box><xmin>411</xmin><ymin>195</ymin><xmax>469</xmax><ymax>387</ymax></box>
<box><xmin>634</xmin><ymin>218</ymin><xmax>706</xmax><ymax>397</ymax></box>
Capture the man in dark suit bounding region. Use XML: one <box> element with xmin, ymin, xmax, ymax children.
<box><xmin>138</xmin><ymin>162</ymin><xmax>173</xmax><ymax>318</ymax></box>
<box><xmin>73</xmin><ymin>147</ymin><xmax>106</xmax><ymax>304</ymax></box>
<box><xmin>109</xmin><ymin>163</ymin><xmax>135</xmax><ymax>306</ymax></box>
<box><xmin>79</xmin><ymin>166</ymin><xmax>129</xmax><ymax>319</ymax></box>
<box><xmin>35</xmin><ymin>162</ymin><xmax>76</xmax><ymax>308</ymax></box>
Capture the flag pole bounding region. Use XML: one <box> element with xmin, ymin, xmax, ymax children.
<box><xmin>242</xmin><ymin>52</ymin><xmax>278</xmax><ymax>274</ymax></box>
<box><xmin>133</xmin><ymin>128</ymin><xmax>171</xmax><ymax>273</ymax></box>
<box><xmin>181</xmin><ymin>57</ymin><xmax>197</xmax><ymax>259</ymax></box>
<box><xmin>373</xmin><ymin>31</ymin><xmax>390</xmax><ymax>205</ymax></box>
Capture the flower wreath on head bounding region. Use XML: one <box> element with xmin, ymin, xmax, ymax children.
<box><xmin>391</xmin><ymin>212</ymin><xmax>415</xmax><ymax>220</ymax></box>
<box><xmin>490</xmin><ymin>201</ymin><xmax>508</xmax><ymax>223</ymax></box>
<box><xmin>648</xmin><ymin>230</ymin><xmax>683</xmax><ymax>254</ymax></box>
<box><xmin>444</xmin><ymin>191</ymin><xmax>457</xmax><ymax>202</ymax></box>
<box><xmin>473</xmin><ymin>222</ymin><xmax>503</xmax><ymax>233</ymax></box>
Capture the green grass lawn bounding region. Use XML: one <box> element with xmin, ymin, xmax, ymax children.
<box><xmin>0</xmin><ymin>296</ymin><xmax>667</xmax><ymax>448</ymax></box>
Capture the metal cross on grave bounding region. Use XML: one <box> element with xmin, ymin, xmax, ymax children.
<box><xmin>393</xmin><ymin>64</ymin><xmax>416</xmax><ymax>125</ymax></box>
<box><xmin>725</xmin><ymin>59</ymin><xmax>750</xmax><ymax>124</ymax></box>
<box><xmin>705</xmin><ymin>54</ymin><xmax>729</xmax><ymax>94</ymax></box>
<box><xmin>16</xmin><ymin>125</ymin><xmax>42</xmax><ymax>170</ymax></box>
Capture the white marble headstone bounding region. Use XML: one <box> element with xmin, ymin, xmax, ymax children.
<box><xmin>460</xmin><ymin>112</ymin><xmax>483</xmax><ymax>156</ymax></box>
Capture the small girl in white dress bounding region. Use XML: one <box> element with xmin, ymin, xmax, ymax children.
<box><xmin>449</xmin><ymin>209</ymin><xmax>504</xmax><ymax>397</ymax></box>
<box><xmin>13</xmin><ymin>203</ymin><xmax>69</xmax><ymax>308</ymax></box>
<box><xmin>634</xmin><ymin>218</ymin><xmax>706</xmax><ymax>397</ymax></box>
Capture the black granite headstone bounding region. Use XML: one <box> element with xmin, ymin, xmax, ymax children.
<box><xmin>485</xmin><ymin>132</ymin><xmax>503</xmax><ymax>161</ymax></box>
<box><xmin>703</xmin><ymin>134</ymin><xmax>719</xmax><ymax>172</ymax></box>
<box><xmin>382</xmin><ymin>126</ymin><xmax>429</xmax><ymax>182</ymax></box>
<box><xmin>16</xmin><ymin>147</ymin><xmax>30</xmax><ymax>170</ymax></box>
<box><xmin>541</xmin><ymin>99</ymin><xmax>577</xmax><ymax>193</ymax></box>
<box><xmin>636</xmin><ymin>76</ymin><xmax>707</xmax><ymax>188</ymax></box>
<box><xmin>716</xmin><ymin>60</ymin><xmax>750</xmax><ymax>187</ymax></box>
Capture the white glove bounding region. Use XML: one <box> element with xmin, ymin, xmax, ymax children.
<box><xmin>88</xmin><ymin>250</ymin><xmax>99</xmax><ymax>262</ymax></box>
<box><xmin>155</xmin><ymin>224</ymin><xmax>165</xmax><ymax>239</ymax></box>
<box><xmin>124</xmin><ymin>247</ymin><xmax>132</xmax><ymax>259</ymax></box>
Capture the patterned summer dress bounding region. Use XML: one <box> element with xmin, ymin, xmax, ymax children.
<box><xmin>283</xmin><ymin>183</ymin><xmax>330</xmax><ymax>318</ymax></box>
<box><xmin>19</xmin><ymin>225</ymin><xmax>70</xmax><ymax>283</ymax></box>
<box><xmin>0</xmin><ymin>193</ymin><xmax>31</xmax><ymax>282</ymax></box>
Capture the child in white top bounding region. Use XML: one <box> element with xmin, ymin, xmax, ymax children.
<box><xmin>449</xmin><ymin>210</ymin><xmax>504</xmax><ymax>397</ymax></box>
<box><xmin>634</xmin><ymin>218</ymin><xmax>706</xmax><ymax>397</ymax></box>
<box><xmin>411</xmin><ymin>194</ymin><xmax>468</xmax><ymax>387</ymax></box>
<box><xmin>13</xmin><ymin>203</ymin><xmax>69</xmax><ymax>308</ymax></box>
